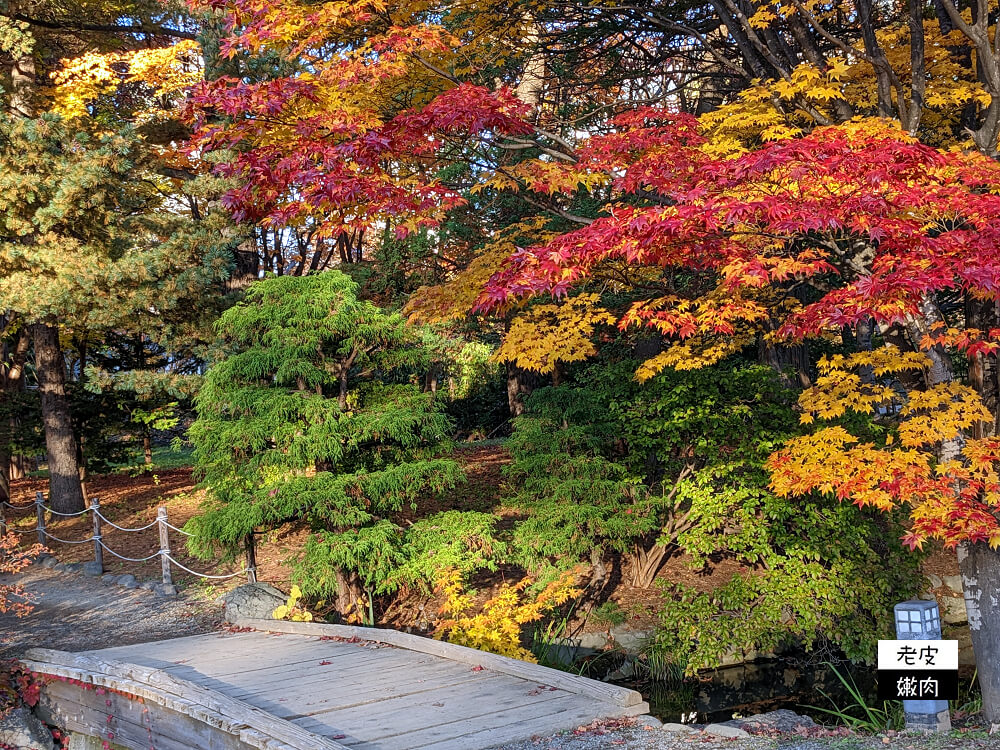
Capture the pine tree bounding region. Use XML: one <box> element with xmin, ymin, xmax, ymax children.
<box><xmin>187</xmin><ymin>272</ymin><xmax>465</xmax><ymax>616</ymax></box>
<box><xmin>0</xmin><ymin>113</ymin><xmax>232</xmax><ymax>510</ymax></box>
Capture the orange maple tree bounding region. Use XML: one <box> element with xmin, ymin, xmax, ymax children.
<box><xmin>481</xmin><ymin>113</ymin><xmax>1000</xmax><ymax>551</ymax></box>
<box><xmin>185</xmin><ymin>0</ymin><xmax>534</xmax><ymax>241</ymax></box>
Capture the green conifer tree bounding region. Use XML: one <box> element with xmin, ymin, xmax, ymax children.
<box><xmin>187</xmin><ymin>272</ymin><xmax>465</xmax><ymax>616</ymax></box>
<box><xmin>0</xmin><ymin>113</ymin><xmax>232</xmax><ymax>510</ymax></box>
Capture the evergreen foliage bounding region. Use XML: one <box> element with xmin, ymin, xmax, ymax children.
<box><xmin>504</xmin><ymin>358</ymin><xmax>921</xmax><ymax>668</ymax></box>
<box><xmin>0</xmin><ymin>114</ymin><xmax>231</xmax><ymax>330</ymax></box>
<box><xmin>187</xmin><ymin>272</ymin><xmax>475</xmax><ymax>610</ymax></box>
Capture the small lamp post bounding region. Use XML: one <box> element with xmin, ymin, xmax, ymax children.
<box><xmin>893</xmin><ymin>600</ymin><xmax>951</xmax><ymax>732</ymax></box>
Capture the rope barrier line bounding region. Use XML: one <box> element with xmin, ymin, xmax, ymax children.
<box><xmin>43</xmin><ymin>506</ymin><xmax>90</xmax><ymax>518</ymax></box>
<box><xmin>162</xmin><ymin>553</ymin><xmax>248</xmax><ymax>580</ymax></box>
<box><xmin>93</xmin><ymin>511</ymin><xmax>159</xmax><ymax>533</ymax></box>
<box><xmin>97</xmin><ymin>540</ymin><xmax>164</xmax><ymax>563</ymax></box>
<box><xmin>2</xmin><ymin>501</ymin><xmax>88</xmax><ymax>517</ymax></box>
<box><xmin>9</xmin><ymin>492</ymin><xmax>253</xmax><ymax>582</ymax></box>
<box><xmin>0</xmin><ymin>501</ymin><xmax>35</xmax><ymax>511</ymax></box>
<box><xmin>40</xmin><ymin>530</ymin><xmax>95</xmax><ymax>545</ymax></box>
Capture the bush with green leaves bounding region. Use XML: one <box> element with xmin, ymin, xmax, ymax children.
<box><xmin>504</xmin><ymin>357</ymin><xmax>921</xmax><ymax>668</ymax></box>
<box><xmin>186</xmin><ymin>272</ymin><xmax>502</xmax><ymax>615</ymax></box>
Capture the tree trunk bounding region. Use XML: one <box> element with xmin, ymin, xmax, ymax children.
<box><xmin>8</xmin><ymin>456</ymin><xmax>26</xmax><ymax>481</ymax></box>
<box><xmin>0</xmin><ymin>327</ymin><xmax>29</xmax><ymax>505</ymax></box>
<box><xmin>143</xmin><ymin>434</ymin><xmax>153</xmax><ymax>465</ymax></box>
<box><xmin>506</xmin><ymin>362</ymin><xmax>539</xmax><ymax>417</ymax></box>
<box><xmin>966</xmin><ymin>295</ymin><xmax>1000</xmax><ymax>436</ymax></box>
<box><xmin>905</xmin><ymin>294</ymin><xmax>1000</xmax><ymax>720</ymax></box>
<box><xmin>33</xmin><ymin>323</ymin><xmax>85</xmax><ymax>514</ymax></box>
<box><xmin>959</xmin><ymin>542</ymin><xmax>1000</xmax><ymax>728</ymax></box>
<box><xmin>627</xmin><ymin>543</ymin><xmax>669</xmax><ymax>588</ymax></box>
<box><xmin>335</xmin><ymin>568</ymin><xmax>364</xmax><ymax>620</ymax></box>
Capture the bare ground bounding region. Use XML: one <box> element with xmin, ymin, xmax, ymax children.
<box><xmin>0</xmin><ymin>564</ymin><xmax>221</xmax><ymax>658</ymax></box>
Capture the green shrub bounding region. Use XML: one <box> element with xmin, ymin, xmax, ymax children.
<box><xmin>186</xmin><ymin>272</ymin><xmax>491</xmax><ymax>616</ymax></box>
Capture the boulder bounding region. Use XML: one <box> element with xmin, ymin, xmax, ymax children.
<box><xmin>661</xmin><ymin>723</ymin><xmax>697</xmax><ymax>733</ymax></box>
<box><xmin>63</xmin><ymin>562</ymin><xmax>82</xmax><ymax>574</ymax></box>
<box><xmin>82</xmin><ymin>561</ymin><xmax>103</xmax><ymax>577</ymax></box>
<box><xmin>634</xmin><ymin>715</ymin><xmax>662</xmax><ymax>729</ymax></box>
<box><xmin>101</xmin><ymin>573</ymin><xmax>117</xmax><ymax>584</ymax></box>
<box><xmin>723</xmin><ymin>709</ymin><xmax>816</xmax><ymax>734</ymax></box>
<box><xmin>223</xmin><ymin>582</ymin><xmax>287</xmax><ymax>622</ymax></box>
<box><xmin>116</xmin><ymin>574</ymin><xmax>138</xmax><ymax>589</ymax></box>
<box><xmin>940</xmin><ymin>595</ymin><xmax>968</xmax><ymax>625</ymax></box>
<box><xmin>0</xmin><ymin>706</ymin><xmax>55</xmax><ymax>750</ymax></box>
<box><xmin>140</xmin><ymin>581</ymin><xmax>157</xmax><ymax>591</ymax></box>
<box><xmin>702</xmin><ymin>723</ymin><xmax>750</xmax><ymax>738</ymax></box>
<box><xmin>153</xmin><ymin>583</ymin><xmax>178</xmax><ymax>597</ymax></box>
<box><xmin>941</xmin><ymin>575</ymin><xmax>963</xmax><ymax>594</ymax></box>
<box><xmin>39</xmin><ymin>556</ymin><xmax>59</xmax><ymax>569</ymax></box>
<box><xmin>605</xmin><ymin>659</ymin><xmax>636</xmax><ymax>681</ymax></box>
<box><xmin>609</xmin><ymin>627</ymin><xmax>650</xmax><ymax>653</ymax></box>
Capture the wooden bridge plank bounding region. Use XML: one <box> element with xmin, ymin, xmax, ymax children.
<box><xmin>165</xmin><ymin>642</ymin><xmax>397</xmax><ymax>684</ymax></box>
<box><xmin>96</xmin><ymin>633</ymin><xmax>362</xmax><ymax>676</ymax></box>
<box><xmin>296</xmin><ymin>674</ymin><xmax>562</xmax><ymax>740</ymax></box>
<box><xmin>403</xmin><ymin>696</ymin><xmax>626</xmax><ymax>750</ymax></box>
<box><xmin>38</xmin><ymin>680</ymin><xmax>234</xmax><ymax>750</ymax></box>
<box><xmin>55</xmin><ymin>624</ymin><xmax>649</xmax><ymax>750</ymax></box>
<box><xmin>227</xmin><ymin>656</ymin><xmax>465</xmax><ymax>707</ymax></box>
<box><xmin>22</xmin><ymin>649</ymin><xmax>350</xmax><ymax>750</ymax></box>
<box><xmin>233</xmin><ymin>618</ymin><xmax>644</xmax><ymax>707</ymax></box>
<box><xmin>92</xmin><ymin>631</ymin><xmax>263</xmax><ymax>662</ymax></box>
<box><xmin>268</xmin><ymin>669</ymin><xmax>503</xmax><ymax>721</ymax></box>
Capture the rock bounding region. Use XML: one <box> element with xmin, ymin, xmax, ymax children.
<box><xmin>39</xmin><ymin>555</ymin><xmax>59</xmax><ymax>569</ymax></box>
<box><xmin>101</xmin><ymin>573</ymin><xmax>117</xmax><ymax>584</ymax></box>
<box><xmin>702</xmin><ymin>723</ymin><xmax>750</xmax><ymax>738</ymax></box>
<box><xmin>223</xmin><ymin>582</ymin><xmax>287</xmax><ymax>622</ymax></box>
<box><xmin>609</xmin><ymin>627</ymin><xmax>650</xmax><ymax>653</ymax></box>
<box><xmin>0</xmin><ymin>706</ymin><xmax>55</xmax><ymax>750</ymax></box>
<box><xmin>719</xmin><ymin>647</ymin><xmax>759</xmax><ymax>667</ymax></box>
<box><xmin>153</xmin><ymin>583</ymin><xmax>178</xmax><ymax>597</ymax></box>
<box><xmin>605</xmin><ymin>659</ymin><xmax>636</xmax><ymax>681</ymax></box>
<box><xmin>724</xmin><ymin>709</ymin><xmax>816</xmax><ymax>734</ymax></box>
<box><xmin>116</xmin><ymin>574</ymin><xmax>138</xmax><ymax>589</ymax></box>
<box><xmin>940</xmin><ymin>595</ymin><xmax>967</xmax><ymax>625</ymax></box>
<box><xmin>924</xmin><ymin>573</ymin><xmax>943</xmax><ymax>589</ymax></box>
<box><xmin>63</xmin><ymin>562</ymin><xmax>83</xmax><ymax>574</ymax></box>
<box><xmin>661</xmin><ymin>723</ymin><xmax>697</xmax><ymax>734</ymax></box>
<box><xmin>140</xmin><ymin>580</ymin><xmax>157</xmax><ymax>591</ymax></box>
<box><xmin>634</xmin><ymin>715</ymin><xmax>662</xmax><ymax>729</ymax></box>
<box><xmin>82</xmin><ymin>561</ymin><xmax>103</xmax><ymax>577</ymax></box>
<box><xmin>941</xmin><ymin>574</ymin><xmax>963</xmax><ymax>594</ymax></box>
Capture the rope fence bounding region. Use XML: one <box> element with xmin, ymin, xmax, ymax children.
<box><xmin>0</xmin><ymin>491</ymin><xmax>255</xmax><ymax>585</ymax></box>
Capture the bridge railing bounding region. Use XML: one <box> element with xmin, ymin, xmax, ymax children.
<box><xmin>1</xmin><ymin>491</ymin><xmax>256</xmax><ymax>584</ymax></box>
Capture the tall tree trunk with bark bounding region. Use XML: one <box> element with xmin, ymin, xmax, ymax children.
<box><xmin>32</xmin><ymin>323</ymin><xmax>85</xmax><ymax>513</ymax></box>
<box><xmin>505</xmin><ymin>362</ymin><xmax>539</xmax><ymax>418</ymax></box>
<box><xmin>958</xmin><ymin>541</ymin><xmax>1000</xmax><ymax>728</ymax></box>
<box><xmin>907</xmin><ymin>294</ymin><xmax>1000</xmax><ymax>724</ymax></box>
<box><xmin>0</xmin><ymin>327</ymin><xmax>29</xmax><ymax>505</ymax></box>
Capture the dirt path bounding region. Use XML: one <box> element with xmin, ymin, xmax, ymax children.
<box><xmin>495</xmin><ymin>721</ymin><xmax>1000</xmax><ymax>750</ymax></box>
<box><xmin>0</xmin><ymin>564</ymin><xmax>221</xmax><ymax>657</ymax></box>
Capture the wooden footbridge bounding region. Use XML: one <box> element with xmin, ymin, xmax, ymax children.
<box><xmin>21</xmin><ymin>619</ymin><xmax>648</xmax><ymax>750</ymax></box>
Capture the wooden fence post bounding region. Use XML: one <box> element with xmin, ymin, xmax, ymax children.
<box><xmin>35</xmin><ymin>491</ymin><xmax>45</xmax><ymax>546</ymax></box>
<box><xmin>91</xmin><ymin>497</ymin><xmax>103</xmax><ymax>573</ymax></box>
<box><xmin>245</xmin><ymin>534</ymin><xmax>257</xmax><ymax>583</ymax></box>
<box><xmin>157</xmin><ymin>506</ymin><xmax>172</xmax><ymax>586</ymax></box>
